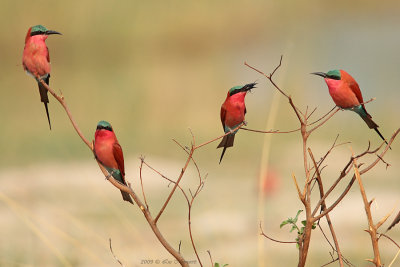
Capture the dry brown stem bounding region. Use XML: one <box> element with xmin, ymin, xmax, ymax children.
<box><xmin>353</xmin><ymin>155</ymin><xmax>382</xmax><ymax>266</ymax></box>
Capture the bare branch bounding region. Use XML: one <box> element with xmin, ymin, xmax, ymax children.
<box><xmin>207</xmin><ymin>250</ymin><xmax>214</xmax><ymax>267</ymax></box>
<box><xmin>308</xmin><ymin>108</ymin><xmax>340</xmax><ymax>134</ymax></box>
<box><xmin>379</xmin><ymin>233</ymin><xmax>400</xmax><ymax>249</ymax></box>
<box><xmin>376</xmin><ymin>207</ymin><xmax>395</xmax><ymax>230</ymax></box>
<box><xmin>139</xmin><ymin>156</ymin><xmax>149</xmax><ymax>210</ymax></box>
<box><xmin>259</xmin><ymin>222</ymin><xmax>297</xmax><ymax>244</ymax></box>
<box><xmin>154</xmin><ymin>147</ymin><xmax>194</xmax><ymax>224</ymax></box>
<box><xmin>309</xmin><ymin>148</ymin><xmax>344</xmax><ymax>267</ymax></box>
<box><xmin>292</xmin><ymin>173</ymin><xmax>305</xmax><ymax>204</ymax></box>
<box><xmin>142</xmin><ymin>160</ymin><xmax>190</xmax><ymax>205</ymax></box>
<box><xmin>353</xmin><ymin>153</ymin><xmax>382</xmax><ymax>266</ymax></box>
<box><xmin>194</xmin><ymin>122</ymin><xmax>245</xmax><ymax>149</ymax></box>
<box><xmin>241</xmin><ymin>127</ymin><xmax>300</xmax><ymax>134</ymax></box>
<box><xmin>109</xmin><ymin>238</ymin><xmax>126</xmax><ymax>267</ymax></box>
<box><xmin>38</xmin><ymin>78</ymin><xmax>92</xmax><ymax>150</ymax></box>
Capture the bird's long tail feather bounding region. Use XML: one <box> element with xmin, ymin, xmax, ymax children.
<box><xmin>217</xmin><ymin>134</ymin><xmax>235</xmax><ymax>164</ymax></box>
<box><xmin>357</xmin><ymin>110</ymin><xmax>390</xmax><ymax>148</ymax></box>
<box><xmin>374</xmin><ymin>128</ymin><xmax>390</xmax><ymax>148</ymax></box>
<box><xmin>120</xmin><ymin>190</ymin><xmax>134</xmax><ymax>204</ymax></box>
<box><xmin>38</xmin><ymin>75</ymin><xmax>51</xmax><ymax>130</ymax></box>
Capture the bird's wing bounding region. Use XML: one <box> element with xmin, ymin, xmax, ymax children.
<box><xmin>113</xmin><ymin>142</ymin><xmax>125</xmax><ymax>178</ymax></box>
<box><xmin>348</xmin><ymin>79</ymin><xmax>365</xmax><ymax>106</ymax></box>
<box><xmin>220</xmin><ymin>104</ymin><xmax>227</xmax><ymax>131</ymax></box>
<box><xmin>46</xmin><ymin>47</ymin><xmax>50</xmax><ymax>63</ymax></box>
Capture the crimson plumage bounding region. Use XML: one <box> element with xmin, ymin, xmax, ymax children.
<box><xmin>22</xmin><ymin>25</ymin><xmax>61</xmax><ymax>129</ymax></box>
<box><xmin>217</xmin><ymin>83</ymin><xmax>256</xmax><ymax>163</ymax></box>
<box><xmin>94</xmin><ymin>121</ymin><xmax>133</xmax><ymax>203</ymax></box>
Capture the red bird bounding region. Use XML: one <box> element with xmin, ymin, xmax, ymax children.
<box><xmin>94</xmin><ymin>121</ymin><xmax>133</xmax><ymax>204</ymax></box>
<box><xmin>217</xmin><ymin>83</ymin><xmax>256</xmax><ymax>163</ymax></box>
<box><xmin>312</xmin><ymin>69</ymin><xmax>388</xmax><ymax>145</ymax></box>
<box><xmin>22</xmin><ymin>25</ymin><xmax>61</xmax><ymax>130</ymax></box>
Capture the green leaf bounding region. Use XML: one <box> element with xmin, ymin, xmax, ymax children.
<box><xmin>301</xmin><ymin>220</ymin><xmax>306</xmax><ymax>226</ymax></box>
<box><xmin>280</xmin><ymin>220</ymin><xmax>290</xmax><ymax>228</ymax></box>
<box><xmin>214</xmin><ymin>263</ymin><xmax>229</xmax><ymax>267</ymax></box>
<box><xmin>294</xmin><ymin>210</ymin><xmax>303</xmax><ymax>222</ymax></box>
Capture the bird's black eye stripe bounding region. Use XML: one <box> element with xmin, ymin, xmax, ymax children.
<box><xmin>97</xmin><ymin>125</ymin><xmax>113</xmax><ymax>131</ymax></box>
<box><xmin>30</xmin><ymin>31</ymin><xmax>45</xmax><ymax>36</ymax></box>
<box><xmin>230</xmin><ymin>89</ymin><xmax>242</xmax><ymax>96</ymax></box>
<box><xmin>327</xmin><ymin>75</ymin><xmax>340</xmax><ymax>80</ymax></box>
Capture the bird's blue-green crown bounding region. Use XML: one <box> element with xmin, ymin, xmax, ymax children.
<box><xmin>228</xmin><ymin>83</ymin><xmax>256</xmax><ymax>96</ymax></box>
<box><xmin>229</xmin><ymin>85</ymin><xmax>243</xmax><ymax>95</ymax></box>
<box><xmin>96</xmin><ymin>120</ymin><xmax>113</xmax><ymax>131</ymax></box>
<box><xmin>31</xmin><ymin>25</ymin><xmax>48</xmax><ymax>34</ymax></box>
<box><xmin>326</xmin><ymin>69</ymin><xmax>341</xmax><ymax>80</ymax></box>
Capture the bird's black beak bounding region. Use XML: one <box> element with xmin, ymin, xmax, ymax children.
<box><xmin>242</xmin><ymin>82</ymin><xmax>257</xmax><ymax>92</ymax></box>
<box><xmin>311</xmin><ymin>72</ymin><xmax>327</xmax><ymax>78</ymax></box>
<box><xmin>46</xmin><ymin>30</ymin><xmax>62</xmax><ymax>35</ymax></box>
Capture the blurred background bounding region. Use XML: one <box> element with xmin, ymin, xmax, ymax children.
<box><xmin>1</xmin><ymin>0</ymin><xmax>400</xmax><ymax>266</ymax></box>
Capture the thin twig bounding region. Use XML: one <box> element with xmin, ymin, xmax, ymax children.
<box><xmin>312</xmin><ymin>130</ymin><xmax>399</xmax><ymax>220</ymax></box>
<box><xmin>309</xmin><ymin>148</ymin><xmax>344</xmax><ymax>267</ymax></box>
<box><xmin>353</xmin><ymin>152</ymin><xmax>381</xmax><ymax>266</ymax></box>
<box><xmin>38</xmin><ymin>79</ymin><xmax>92</xmax><ymax>149</ymax></box>
<box><xmin>109</xmin><ymin>238</ymin><xmax>126</xmax><ymax>267</ymax></box>
<box><xmin>245</xmin><ymin>56</ymin><xmax>288</xmax><ymax>98</ymax></box>
<box><xmin>142</xmin><ymin>160</ymin><xmax>190</xmax><ymax>205</ymax></box>
<box><xmin>308</xmin><ymin>108</ymin><xmax>340</xmax><ymax>134</ymax></box>
<box><xmin>139</xmin><ymin>157</ymin><xmax>149</xmax><ymax>210</ymax></box>
<box><xmin>194</xmin><ymin>122</ymin><xmax>245</xmax><ymax>149</ymax></box>
<box><xmin>320</xmin><ymin>258</ymin><xmax>338</xmax><ymax>267</ymax></box>
<box><xmin>97</xmin><ymin>163</ymin><xmax>189</xmax><ymax>266</ymax></box>
<box><xmin>379</xmin><ymin>233</ymin><xmax>400</xmax><ymax>249</ymax></box>
<box><xmin>207</xmin><ymin>250</ymin><xmax>214</xmax><ymax>267</ymax></box>
<box><xmin>154</xmin><ymin>147</ymin><xmax>194</xmax><ymax>224</ymax></box>
<box><xmin>259</xmin><ymin>222</ymin><xmax>296</xmax><ymax>244</ymax></box>
<box><xmin>307</xmin><ymin>106</ymin><xmax>336</xmax><ymax>126</ymax></box>
<box><xmin>241</xmin><ymin>127</ymin><xmax>300</xmax><ymax>134</ymax></box>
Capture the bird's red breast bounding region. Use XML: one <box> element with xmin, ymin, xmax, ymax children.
<box><xmin>325</xmin><ymin>70</ymin><xmax>365</xmax><ymax>109</ymax></box>
<box><xmin>94</xmin><ymin>129</ymin><xmax>124</xmax><ymax>175</ymax></box>
<box><xmin>220</xmin><ymin>91</ymin><xmax>247</xmax><ymax>130</ymax></box>
<box><xmin>22</xmin><ymin>28</ymin><xmax>50</xmax><ymax>77</ymax></box>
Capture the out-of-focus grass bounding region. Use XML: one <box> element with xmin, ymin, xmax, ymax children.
<box><xmin>1</xmin><ymin>0</ymin><xmax>400</xmax><ymax>266</ymax></box>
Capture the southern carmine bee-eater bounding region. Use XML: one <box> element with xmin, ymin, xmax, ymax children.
<box><xmin>312</xmin><ymin>69</ymin><xmax>388</xmax><ymax>145</ymax></box>
<box><xmin>217</xmin><ymin>83</ymin><xmax>256</xmax><ymax>163</ymax></box>
<box><xmin>94</xmin><ymin>121</ymin><xmax>133</xmax><ymax>204</ymax></box>
<box><xmin>22</xmin><ymin>25</ymin><xmax>62</xmax><ymax>130</ymax></box>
